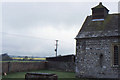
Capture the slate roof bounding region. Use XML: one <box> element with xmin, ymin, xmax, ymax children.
<box><xmin>92</xmin><ymin>2</ymin><xmax>109</xmax><ymax>11</ymax></box>
<box><xmin>75</xmin><ymin>13</ymin><xmax>120</xmax><ymax>39</ymax></box>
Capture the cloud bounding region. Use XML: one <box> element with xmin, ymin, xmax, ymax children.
<box><xmin>2</xmin><ymin>31</ymin><xmax>75</xmax><ymax>57</ymax></box>
<box><xmin>2</xmin><ymin>2</ymin><xmax>92</xmax><ymax>31</ymax></box>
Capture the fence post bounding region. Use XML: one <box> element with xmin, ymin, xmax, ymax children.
<box><xmin>8</xmin><ymin>62</ymin><xmax>10</xmax><ymax>72</ymax></box>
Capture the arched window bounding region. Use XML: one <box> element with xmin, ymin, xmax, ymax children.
<box><xmin>113</xmin><ymin>45</ymin><xmax>119</xmax><ymax>65</ymax></box>
<box><xmin>99</xmin><ymin>54</ymin><xmax>103</xmax><ymax>67</ymax></box>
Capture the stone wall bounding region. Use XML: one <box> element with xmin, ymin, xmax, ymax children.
<box><xmin>76</xmin><ymin>37</ymin><xmax>120</xmax><ymax>78</ymax></box>
<box><xmin>46</xmin><ymin>61</ymin><xmax>75</xmax><ymax>72</ymax></box>
<box><xmin>2</xmin><ymin>61</ymin><xmax>75</xmax><ymax>73</ymax></box>
<box><xmin>2</xmin><ymin>62</ymin><xmax>46</xmax><ymax>73</ymax></box>
<box><xmin>2</xmin><ymin>62</ymin><xmax>9</xmax><ymax>73</ymax></box>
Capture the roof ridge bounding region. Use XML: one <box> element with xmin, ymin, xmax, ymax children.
<box><xmin>92</xmin><ymin>2</ymin><xmax>109</xmax><ymax>11</ymax></box>
<box><xmin>92</xmin><ymin>2</ymin><xmax>105</xmax><ymax>9</ymax></box>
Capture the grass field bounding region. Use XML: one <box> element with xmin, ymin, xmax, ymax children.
<box><xmin>1</xmin><ymin>57</ymin><xmax>46</xmax><ymax>62</ymax></box>
<box><xmin>2</xmin><ymin>70</ymin><xmax>91</xmax><ymax>80</ymax></box>
<box><xmin>1</xmin><ymin>61</ymin><xmax>42</xmax><ymax>62</ymax></box>
<box><xmin>2</xmin><ymin>70</ymin><xmax>75</xmax><ymax>78</ymax></box>
<box><xmin>12</xmin><ymin>57</ymin><xmax>46</xmax><ymax>61</ymax></box>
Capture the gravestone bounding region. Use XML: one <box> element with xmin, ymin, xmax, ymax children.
<box><xmin>25</xmin><ymin>72</ymin><xmax>58</xmax><ymax>80</ymax></box>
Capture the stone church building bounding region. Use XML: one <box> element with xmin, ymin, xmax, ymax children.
<box><xmin>75</xmin><ymin>2</ymin><xmax>120</xmax><ymax>78</ymax></box>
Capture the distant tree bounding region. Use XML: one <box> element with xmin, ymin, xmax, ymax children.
<box><xmin>2</xmin><ymin>53</ymin><xmax>12</xmax><ymax>61</ymax></box>
<box><xmin>23</xmin><ymin>56</ymin><xmax>28</xmax><ymax>61</ymax></box>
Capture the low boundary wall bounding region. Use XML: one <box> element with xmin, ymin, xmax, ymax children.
<box><xmin>2</xmin><ymin>61</ymin><xmax>75</xmax><ymax>73</ymax></box>
<box><xmin>2</xmin><ymin>62</ymin><xmax>46</xmax><ymax>73</ymax></box>
<box><xmin>46</xmin><ymin>61</ymin><xmax>75</xmax><ymax>72</ymax></box>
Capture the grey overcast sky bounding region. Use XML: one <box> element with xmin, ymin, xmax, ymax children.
<box><xmin>1</xmin><ymin>1</ymin><xmax>119</xmax><ymax>57</ymax></box>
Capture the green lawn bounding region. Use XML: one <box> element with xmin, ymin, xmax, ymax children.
<box><xmin>2</xmin><ymin>70</ymin><xmax>75</xmax><ymax>78</ymax></box>
<box><xmin>1</xmin><ymin>61</ymin><xmax>42</xmax><ymax>62</ymax></box>
<box><xmin>2</xmin><ymin>70</ymin><xmax>89</xmax><ymax>80</ymax></box>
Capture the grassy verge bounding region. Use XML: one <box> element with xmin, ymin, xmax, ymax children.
<box><xmin>2</xmin><ymin>70</ymin><xmax>75</xmax><ymax>78</ymax></box>
<box><xmin>1</xmin><ymin>61</ymin><xmax>43</xmax><ymax>62</ymax></box>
